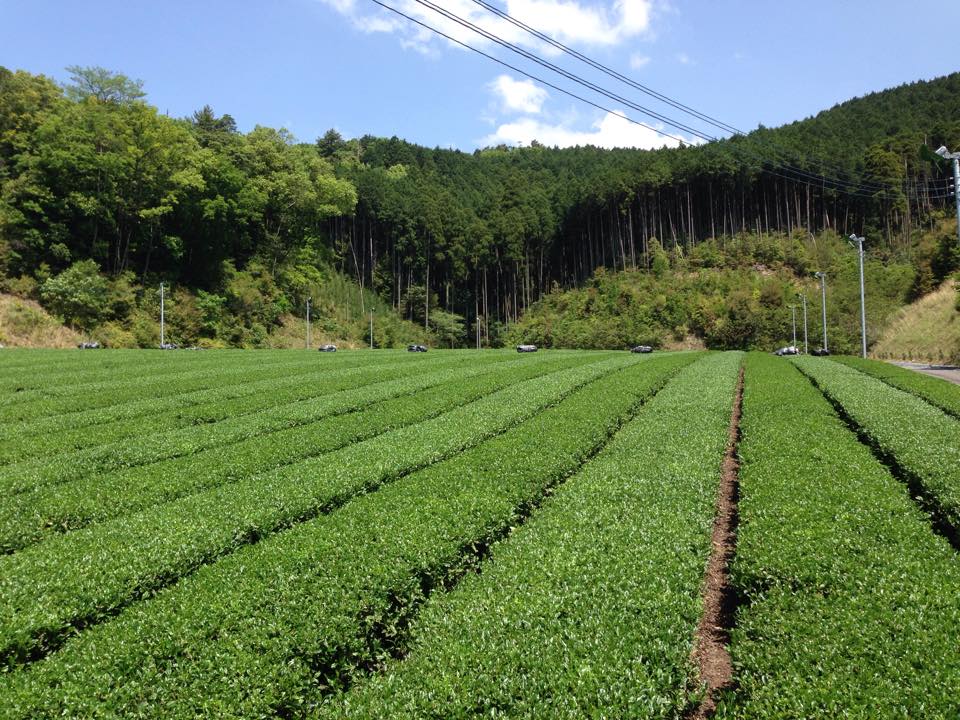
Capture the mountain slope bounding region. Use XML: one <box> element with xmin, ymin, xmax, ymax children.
<box><xmin>872</xmin><ymin>280</ymin><xmax>960</xmax><ymax>363</ymax></box>
<box><xmin>0</xmin><ymin>294</ymin><xmax>81</xmax><ymax>348</ymax></box>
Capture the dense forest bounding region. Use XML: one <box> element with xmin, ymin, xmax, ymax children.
<box><xmin>1</xmin><ymin>65</ymin><xmax>958</xmax><ymax>348</ymax></box>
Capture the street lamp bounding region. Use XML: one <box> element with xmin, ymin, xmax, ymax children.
<box><xmin>305</xmin><ymin>297</ymin><xmax>312</xmax><ymax>349</ymax></box>
<box><xmin>159</xmin><ymin>282</ymin><xmax>165</xmax><ymax>348</ymax></box>
<box><xmin>849</xmin><ymin>234</ymin><xmax>867</xmax><ymax>359</ymax></box>
<box><xmin>791</xmin><ymin>304</ymin><xmax>798</xmax><ymax>348</ymax></box>
<box><xmin>935</xmin><ymin>145</ymin><xmax>960</xmax><ymax>248</ymax></box>
<box><xmin>797</xmin><ymin>292</ymin><xmax>809</xmax><ymax>354</ymax></box>
<box><xmin>814</xmin><ymin>271</ymin><xmax>828</xmax><ymax>354</ymax></box>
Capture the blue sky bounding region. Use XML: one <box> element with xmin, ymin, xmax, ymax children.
<box><xmin>1</xmin><ymin>0</ymin><xmax>958</xmax><ymax>150</ymax></box>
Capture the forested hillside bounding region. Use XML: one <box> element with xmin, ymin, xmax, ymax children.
<box><xmin>1</xmin><ymin>65</ymin><xmax>958</xmax><ymax>348</ymax></box>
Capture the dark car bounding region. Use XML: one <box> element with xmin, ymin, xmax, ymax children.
<box><xmin>811</xmin><ymin>347</ymin><xmax>831</xmax><ymax>356</ymax></box>
<box><xmin>516</xmin><ymin>344</ymin><xmax>538</xmax><ymax>353</ymax></box>
<box><xmin>630</xmin><ymin>345</ymin><xmax>653</xmax><ymax>354</ymax></box>
<box><xmin>318</xmin><ymin>344</ymin><xmax>337</xmax><ymax>352</ymax></box>
<box><xmin>407</xmin><ymin>344</ymin><xmax>428</xmax><ymax>352</ymax></box>
<box><xmin>774</xmin><ymin>345</ymin><xmax>800</xmax><ymax>356</ymax></box>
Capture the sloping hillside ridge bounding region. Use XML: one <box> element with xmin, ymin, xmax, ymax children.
<box><xmin>873</xmin><ymin>280</ymin><xmax>960</xmax><ymax>364</ymax></box>
<box><xmin>0</xmin><ymin>294</ymin><xmax>81</xmax><ymax>348</ymax></box>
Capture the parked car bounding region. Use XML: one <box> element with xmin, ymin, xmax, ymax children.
<box><xmin>811</xmin><ymin>347</ymin><xmax>831</xmax><ymax>356</ymax></box>
<box><xmin>318</xmin><ymin>344</ymin><xmax>337</xmax><ymax>352</ymax></box>
<box><xmin>774</xmin><ymin>345</ymin><xmax>800</xmax><ymax>356</ymax></box>
<box><xmin>159</xmin><ymin>343</ymin><xmax>179</xmax><ymax>350</ymax></box>
<box><xmin>630</xmin><ymin>345</ymin><xmax>653</xmax><ymax>354</ymax></box>
<box><xmin>516</xmin><ymin>344</ymin><xmax>538</xmax><ymax>353</ymax></box>
<box><xmin>407</xmin><ymin>344</ymin><xmax>428</xmax><ymax>352</ymax></box>
<box><xmin>77</xmin><ymin>341</ymin><xmax>101</xmax><ymax>350</ymax></box>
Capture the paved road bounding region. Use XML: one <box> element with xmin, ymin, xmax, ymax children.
<box><xmin>891</xmin><ymin>361</ymin><xmax>960</xmax><ymax>385</ymax></box>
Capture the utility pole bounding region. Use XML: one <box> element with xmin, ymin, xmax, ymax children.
<box><xmin>815</xmin><ymin>271</ymin><xmax>828</xmax><ymax>353</ymax></box>
<box><xmin>935</xmin><ymin>145</ymin><xmax>960</xmax><ymax>248</ymax></box>
<box><xmin>305</xmin><ymin>297</ymin><xmax>312</xmax><ymax>349</ymax></box>
<box><xmin>159</xmin><ymin>282</ymin><xmax>165</xmax><ymax>347</ymax></box>
<box><xmin>793</xmin><ymin>305</ymin><xmax>798</xmax><ymax>348</ymax></box>
<box><xmin>798</xmin><ymin>292</ymin><xmax>809</xmax><ymax>354</ymax></box>
<box><xmin>849</xmin><ymin>234</ymin><xmax>868</xmax><ymax>358</ymax></box>
<box><xmin>369</xmin><ymin>310</ymin><xmax>374</xmax><ymax>349</ymax></box>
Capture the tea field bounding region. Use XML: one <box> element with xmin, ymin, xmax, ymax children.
<box><xmin>0</xmin><ymin>348</ymin><xmax>957</xmax><ymax>718</ymax></box>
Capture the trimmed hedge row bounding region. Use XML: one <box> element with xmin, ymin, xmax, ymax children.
<box><xmin>834</xmin><ymin>355</ymin><xmax>960</xmax><ymax>419</ymax></box>
<box><xmin>0</xmin><ymin>353</ymin><xmax>672</xmax><ymax>670</ymax></box>
<box><xmin>793</xmin><ymin>356</ymin><xmax>960</xmax><ymax>530</ymax></box>
<box><xmin>0</xmin><ymin>354</ymin><xmax>589</xmax><ymax>551</ymax></box>
<box><xmin>0</xmin><ymin>353</ymin><xmax>688</xmax><ymax>718</ymax></box>
<box><xmin>0</xmin><ymin>353</ymin><xmax>519</xmax><ymax>465</ymax></box>
<box><xmin>0</xmin><ymin>351</ymin><xmax>467</xmax><ymax>452</ymax></box>
<box><xmin>317</xmin><ymin>352</ymin><xmax>741</xmax><ymax>719</ymax></box>
<box><xmin>716</xmin><ymin>353</ymin><xmax>960</xmax><ymax>718</ymax></box>
<box><xmin>0</xmin><ymin>349</ymin><xmax>250</xmax><ymax>394</ymax></box>
<box><xmin>0</xmin><ymin>351</ymin><xmax>352</xmax><ymax>421</ymax></box>
<box><xmin>0</xmin><ymin>354</ymin><xmax>502</xmax><ymax>496</ymax></box>
<box><xmin>0</xmin><ymin>348</ymin><xmax>248</xmax><ymax>384</ymax></box>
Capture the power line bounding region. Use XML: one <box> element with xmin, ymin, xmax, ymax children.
<box><xmin>406</xmin><ymin>0</ymin><xmax>936</xmax><ymax>200</ymax></box>
<box><xmin>370</xmin><ymin>0</ymin><xmax>949</xmax><ymax>201</ymax></box>
<box><xmin>468</xmin><ymin>0</ymin><xmax>942</xmax><ymax>192</ymax></box>
<box><xmin>367</xmin><ymin>0</ymin><xmax>690</xmax><ymax>146</ymax></box>
<box><xmin>412</xmin><ymin>0</ymin><xmax>717</xmax><ymax>143</ymax></box>
<box><xmin>468</xmin><ymin>0</ymin><xmax>741</xmax><ymax>136</ymax></box>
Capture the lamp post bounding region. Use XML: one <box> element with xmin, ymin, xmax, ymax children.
<box><xmin>798</xmin><ymin>292</ymin><xmax>809</xmax><ymax>354</ymax></box>
<box><xmin>159</xmin><ymin>282</ymin><xmax>165</xmax><ymax>348</ymax></box>
<box><xmin>849</xmin><ymin>234</ymin><xmax>867</xmax><ymax>359</ymax></box>
<box><xmin>815</xmin><ymin>271</ymin><xmax>828</xmax><ymax>354</ymax></box>
<box><xmin>934</xmin><ymin>145</ymin><xmax>960</xmax><ymax>248</ymax></box>
<box><xmin>305</xmin><ymin>297</ymin><xmax>312</xmax><ymax>349</ymax></box>
<box><xmin>788</xmin><ymin>304</ymin><xmax>797</xmax><ymax>348</ymax></box>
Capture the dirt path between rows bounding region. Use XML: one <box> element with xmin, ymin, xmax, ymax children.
<box><xmin>686</xmin><ymin>365</ymin><xmax>743</xmax><ymax>719</ymax></box>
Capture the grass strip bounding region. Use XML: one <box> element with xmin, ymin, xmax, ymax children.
<box><xmin>714</xmin><ymin>353</ymin><xmax>960</xmax><ymax>719</ymax></box>
<box><xmin>793</xmin><ymin>356</ymin><xmax>960</xmax><ymax>532</ymax></box>
<box><xmin>315</xmin><ymin>352</ymin><xmax>741</xmax><ymax>720</ymax></box>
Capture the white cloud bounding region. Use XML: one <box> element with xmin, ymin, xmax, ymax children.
<box><xmin>319</xmin><ymin>0</ymin><xmax>655</xmax><ymax>53</ymax></box>
<box><xmin>482</xmin><ymin>109</ymin><xmax>696</xmax><ymax>149</ymax></box>
<box><xmin>489</xmin><ymin>75</ymin><xmax>548</xmax><ymax>114</ymax></box>
<box><xmin>629</xmin><ymin>52</ymin><xmax>650</xmax><ymax>69</ymax></box>
<box><xmin>676</xmin><ymin>51</ymin><xmax>693</xmax><ymax>65</ymax></box>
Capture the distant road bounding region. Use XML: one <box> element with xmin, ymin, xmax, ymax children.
<box><xmin>890</xmin><ymin>361</ymin><xmax>960</xmax><ymax>385</ymax></box>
